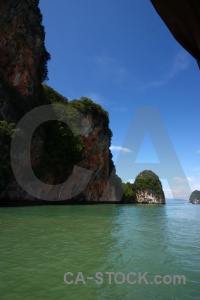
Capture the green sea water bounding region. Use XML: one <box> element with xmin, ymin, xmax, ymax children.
<box><xmin>0</xmin><ymin>200</ymin><xmax>200</xmax><ymax>300</ymax></box>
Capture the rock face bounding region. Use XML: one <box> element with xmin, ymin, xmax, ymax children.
<box><xmin>135</xmin><ymin>190</ymin><xmax>164</xmax><ymax>204</ymax></box>
<box><xmin>134</xmin><ymin>170</ymin><xmax>165</xmax><ymax>204</ymax></box>
<box><xmin>0</xmin><ymin>0</ymin><xmax>50</xmax><ymax>100</ymax></box>
<box><xmin>0</xmin><ymin>1</ymin><xmax>122</xmax><ymax>204</ymax></box>
<box><xmin>150</xmin><ymin>0</ymin><xmax>200</xmax><ymax>67</ymax></box>
<box><xmin>77</xmin><ymin>106</ymin><xmax>111</xmax><ymax>202</ymax></box>
<box><xmin>122</xmin><ymin>170</ymin><xmax>165</xmax><ymax>204</ymax></box>
<box><xmin>3</xmin><ymin>97</ymin><xmax>120</xmax><ymax>203</ymax></box>
<box><xmin>189</xmin><ymin>190</ymin><xmax>200</xmax><ymax>204</ymax></box>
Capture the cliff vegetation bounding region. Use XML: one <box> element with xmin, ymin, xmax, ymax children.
<box><xmin>122</xmin><ymin>170</ymin><xmax>165</xmax><ymax>204</ymax></box>
<box><xmin>1</xmin><ymin>1</ymin><xmax>164</xmax><ymax>205</ymax></box>
<box><xmin>189</xmin><ymin>190</ymin><xmax>200</xmax><ymax>204</ymax></box>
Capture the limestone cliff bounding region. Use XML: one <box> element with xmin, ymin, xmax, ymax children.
<box><xmin>122</xmin><ymin>170</ymin><xmax>165</xmax><ymax>204</ymax></box>
<box><xmin>0</xmin><ymin>0</ymin><xmax>50</xmax><ymax>99</ymax></box>
<box><xmin>135</xmin><ymin>189</ymin><xmax>164</xmax><ymax>204</ymax></box>
<box><xmin>134</xmin><ymin>170</ymin><xmax>165</xmax><ymax>204</ymax></box>
<box><xmin>0</xmin><ymin>1</ymin><xmax>122</xmax><ymax>204</ymax></box>
<box><xmin>189</xmin><ymin>190</ymin><xmax>200</xmax><ymax>204</ymax></box>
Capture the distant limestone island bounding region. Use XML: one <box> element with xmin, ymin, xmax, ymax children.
<box><xmin>122</xmin><ymin>170</ymin><xmax>165</xmax><ymax>204</ymax></box>
<box><xmin>189</xmin><ymin>190</ymin><xmax>200</xmax><ymax>204</ymax></box>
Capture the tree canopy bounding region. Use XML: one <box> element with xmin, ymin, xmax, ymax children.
<box><xmin>122</xmin><ymin>170</ymin><xmax>164</xmax><ymax>202</ymax></box>
<box><xmin>189</xmin><ymin>190</ymin><xmax>200</xmax><ymax>203</ymax></box>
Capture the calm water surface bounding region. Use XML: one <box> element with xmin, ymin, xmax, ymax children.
<box><xmin>0</xmin><ymin>200</ymin><xmax>200</xmax><ymax>300</ymax></box>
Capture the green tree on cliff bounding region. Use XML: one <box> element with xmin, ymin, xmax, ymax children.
<box><xmin>134</xmin><ymin>170</ymin><xmax>165</xmax><ymax>198</ymax></box>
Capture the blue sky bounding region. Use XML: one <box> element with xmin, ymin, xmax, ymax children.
<box><xmin>39</xmin><ymin>0</ymin><xmax>200</xmax><ymax>199</ymax></box>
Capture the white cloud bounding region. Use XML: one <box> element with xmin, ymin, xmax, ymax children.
<box><xmin>188</xmin><ymin>177</ymin><xmax>200</xmax><ymax>191</ymax></box>
<box><xmin>168</xmin><ymin>50</ymin><xmax>190</xmax><ymax>78</ymax></box>
<box><xmin>112</xmin><ymin>107</ymin><xmax>127</xmax><ymax>112</ymax></box>
<box><xmin>143</xmin><ymin>50</ymin><xmax>191</xmax><ymax>89</ymax></box>
<box><xmin>164</xmin><ymin>187</ymin><xmax>189</xmax><ymax>200</ymax></box>
<box><xmin>173</xmin><ymin>177</ymin><xmax>188</xmax><ymax>183</ymax></box>
<box><xmin>164</xmin><ymin>176</ymin><xmax>200</xmax><ymax>199</ymax></box>
<box><xmin>128</xmin><ymin>179</ymin><xmax>135</xmax><ymax>183</ymax></box>
<box><xmin>163</xmin><ymin>188</ymin><xmax>174</xmax><ymax>199</ymax></box>
<box><xmin>163</xmin><ymin>185</ymin><xmax>190</xmax><ymax>200</ymax></box>
<box><xmin>91</xmin><ymin>53</ymin><xmax>128</xmax><ymax>84</ymax></box>
<box><xmin>192</xmin><ymin>167</ymin><xmax>200</xmax><ymax>174</ymax></box>
<box><xmin>85</xmin><ymin>92</ymin><xmax>105</xmax><ymax>104</ymax></box>
<box><xmin>144</xmin><ymin>79</ymin><xmax>167</xmax><ymax>89</ymax></box>
<box><xmin>187</xmin><ymin>176</ymin><xmax>197</xmax><ymax>182</ymax></box>
<box><xmin>110</xmin><ymin>145</ymin><xmax>132</xmax><ymax>153</ymax></box>
<box><xmin>173</xmin><ymin>176</ymin><xmax>199</xmax><ymax>184</ymax></box>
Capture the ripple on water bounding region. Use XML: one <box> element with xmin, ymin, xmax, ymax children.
<box><xmin>0</xmin><ymin>203</ymin><xmax>200</xmax><ymax>300</ymax></box>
